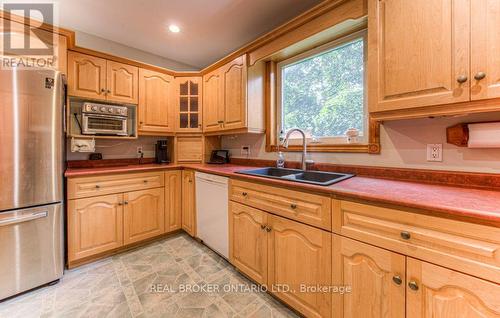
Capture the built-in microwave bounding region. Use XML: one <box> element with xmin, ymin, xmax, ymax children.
<box><xmin>81</xmin><ymin>102</ymin><xmax>128</xmax><ymax>136</ymax></box>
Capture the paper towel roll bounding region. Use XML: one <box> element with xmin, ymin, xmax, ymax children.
<box><xmin>467</xmin><ymin>123</ymin><xmax>500</xmax><ymax>148</ymax></box>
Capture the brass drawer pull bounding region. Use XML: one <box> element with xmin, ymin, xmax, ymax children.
<box><xmin>266</xmin><ymin>227</ymin><xmax>272</xmax><ymax>232</ymax></box>
<box><xmin>474</xmin><ymin>72</ymin><xmax>486</xmax><ymax>81</ymax></box>
<box><xmin>143</xmin><ymin>180</ymin><xmax>148</xmax><ymax>183</ymax></box>
<box><xmin>400</xmin><ymin>231</ymin><xmax>411</xmax><ymax>240</ymax></box>
<box><xmin>408</xmin><ymin>281</ymin><xmax>419</xmax><ymax>291</ymax></box>
<box><xmin>118</xmin><ymin>202</ymin><xmax>123</xmax><ymax>206</ymax></box>
<box><xmin>392</xmin><ymin>275</ymin><xmax>402</xmax><ymax>285</ymax></box>
<box><xmin>290</xmin><ymin>204</ymin><xmax>297</xmax><ymax>209</ymax></box>
<box><xmin>124</xmin><ymin>201</ymin><xmax>129</xmax><ymax>205</ymax></box>
<box><xmin>260</xmin><ymin>225</ymin><xmax>266</xmax><ymax>230</ymax></box>
<box><xmin>242</xmin><ymin>192</ymin><xmax>248</xmax><ymax>197</ymax></box>
<box><xmin>95</xmin><ymin>185</ymin><xmax>100</xmax><ymax>189</ymax></box>
<box><xmin>457</xmin><ymin>75</ymin><xmax>468</xmax><ymax>84</ymax></box>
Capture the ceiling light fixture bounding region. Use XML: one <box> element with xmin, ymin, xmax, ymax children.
<box><xmin>169</xmin><ymin>24</ymin><xmax>180</xmax><ymax>33</ymax></box>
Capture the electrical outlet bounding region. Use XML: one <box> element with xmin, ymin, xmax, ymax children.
<box><xmin>426</xmin><ymin>144</ymin><xmax>443</xmax><ymax>162</ymax></box>
<box><xmin>241</xmin><ymin>145</ymin><xmax>251</xmax><ymax>157</ymax></box>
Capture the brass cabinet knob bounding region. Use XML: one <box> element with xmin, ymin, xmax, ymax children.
<box><xmin>107</xmin><ymin>90</ymin><xmax>111</xmax><ymax>94</ymax></box>
<box><xmin>118</xmin><ymin>202</ymin><xmax>123</xmax><ymax>206</ymax></box>
<box><xmin>143</xmin><ymin>180</ymin><xmax>148</xmax><ymax>183</ymax></box>
<box><xmin>408</xmin><ymin>281</ymin><xmax>419</xmax><ymax>291</ymax></box>
<box><xmin>457</xmin><ymin>75</ymin><xmax>468</xmax><ymax>84</ymax></box>
<box><xmin>392</xmin><ymin>275</ymin><xmax>403</xmax><ymax>285</ymax></box>
<box><xmin>474</xmin><ymin>72</ymin><xmax>486</xmax><ymax>81</ymax></box>
<box><xmin>400</xmin><ymin>231</ymin><xmax>411</xmax><ymax>240</ymax></box>
<box><xmin>100</xmin><ymin>88</ymin><xmax>105</xmax><ymax>93</ymax></box>
<box><xmin>124</xmin><ymin>201</ymin><xmax>128</xmax><ymax>205</ymax></box>
<box><xmin>260</xmin><ymin>224</ymin><xmax>266</xmax><ymax>230</ymax></box>
<box><xmin>95</xmin><ymin>185</ymin><xmax>100</xmax><ymax>189</ymax></box>
<box><xmin>266</xmin><ymin>227</ymin><xmax>272</xmax><ymax>232</ymax></box>
<box><xmin>290</xmin><ymin>204</ymin><xmax>297</xmax><ymax>209</ymax></box>
<box><xmin>242</xmin><ymin>192</ymin><xmax>248</xmax><ymax>197</ymax></box>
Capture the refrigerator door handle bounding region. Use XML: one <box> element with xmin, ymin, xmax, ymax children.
<box><xmin>0</xmin><ymin>211</ymin><xmax>48</xmax><ymax>227</ymax></box>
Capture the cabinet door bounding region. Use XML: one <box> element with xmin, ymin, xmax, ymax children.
<box><xmin>67</xmin><ymin>51</ymin><xmax>107</xmax><ymax>100</ymax></box>
<box><xmin>203</xmin><ymin>70</ymin><xmax>223</xmax><ymax>132</ymax></box>
<box><xmin>332</xmin><ymin>235</ymin><xmax>406</xmax><ymax>318</ymax></box>
<box><xmin>165</xmin><ymin>170</ymin><xmax>182</xmax><ymax>232</ymax></box>
<box><xmin>123</xmin><ymin>188</ymin><xmax>165</xmax><ymax>245</ymax></box>
<box><xmin>177</xmin><ymin>77</ymin><xmax>203</xmax><ymax>132</ymax></box>
<box><xmin>407</xmin><ymin>258</ymin><xmax>500</xmax><ymax>318</ymax></box>
<box><xmin>369</xmin><ymin>0</ymin><xmax>470</xmax><ymax>113</ymax></box>
<box><xmin>106</xmin><ymin>60</ymin><xmax>138</xmax><ymax>104</ymax></box>
<box><xmin>181</xmin><ymin>170</ymin><xmax>196</xmax><ymax>236</ymax></box>
<box><xmin>138</xmin><ymin>69</ymin><xmax>175</xmax><ymax>134</ymax></box>
<box><xmin>68</xmin><ymin>194</ymin><xmax>123</xmax><ymax>262</ymax></box>
<box><xmin>222</xmin><ymin>55</ymin><xmax>247</xmax><ymax>130</ymax></box>
<box><xmin>268</xmin><ymin>215</ymin><xmax>331</xmax><ymax>318</ymax></box>
<box><xmin>229</xmin><ymin>202</ymin><xmax>268</xmax><ymax>285</ymax></box>
<box><xmin>471</xmin><ymin>0</ymin><xmax>500</xmax><ymax>100</ymax></box>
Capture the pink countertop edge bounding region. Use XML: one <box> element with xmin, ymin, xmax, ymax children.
<box><xmin>65</xmin><ymin>163</ymin><xmax>500</xmax><ymax>226</ymax></box>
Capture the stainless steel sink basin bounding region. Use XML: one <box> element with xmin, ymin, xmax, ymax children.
<box><xmin>236</xmin><ymin>167</ymin><xmax>354</xmax><ymax>186</ymax></box>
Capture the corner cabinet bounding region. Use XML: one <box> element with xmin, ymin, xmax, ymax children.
<box><xmin>175</xmin><ymin>77</ymin><xmax>203</xmax><ymax>132</ymax></box>
<box><xmin>369</xmin><ymin>0</ymin><xmax>500</xmax><ymax>119</ymax></box>
<box><xmin>138</xmin><ymin>69</ymin><xmax>175</xmax><ymax>135</ymax></box>
<box><xmin>203</xmin><ymin>55</ymin><xmax>265</xmax><ymax>134</ymax></box>
<box><xmin>68</xmin><ymin>51</ymin><xmax>138</xmax><ymax>104</ymax></box>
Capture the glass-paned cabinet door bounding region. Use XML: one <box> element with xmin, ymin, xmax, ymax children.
<box><xmin>177</xmin><ymin>77</ymin><xmax>202</xmax><ymax>132</ymax></box>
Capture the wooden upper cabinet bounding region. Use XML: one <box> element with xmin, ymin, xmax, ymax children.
<box><xmin>164</xmin><ymin>170</ymin><xmax>182</xmax><ymax>232</ymax></box>
<box><xmin>67</xmin><ymin>194</ymin><xmax>123</xmax><ymax>262</ymax></box>
<box><xmin>471</xmin><ymin>0</ymin><xmax>500</xmax><ymax>101</ymax></box>
<box><xmin>267</xmin><ymin>214</ymin><xmax>332</xmax><ymax>318</ymax></box>
<box><xmin>229</xmin><ymin>202</ymin><xmax>268</xmax><ymax>285</ymax></box>
<box><xmin>123</xmin><ymin>188</ymin><xmax>165</xmax><ymax>245</ymax></box>
<box><xmin>68</xmin><ymin>51</ymin><xmax>107</xmax><ymax>100</ymax></box>
<box><xmin>203</xmin><ymin>70</ymin><xmax>223</xmax><ymax>132</ymax></box>
<box><xmin>333</xmin><ymin>235</ymin><xmax>406</xmax><ymax>318</ymax></box>
<box><xmin>369</xmin><ymin>0</ymin><xmax>470</xmax><ymax>113</ymax></box>
<box><xmin>181</xmin><ymin>170</ymin><xmax>196</xmax><ymax>237</ymax></box>
<box><xmin>176</xmin><ymin>77</ymin><xmax>203</xmax><ymax>132</ymax></box>
<box><xmin>138</xmin><ymin>69</ymin><xmax>175</xmax><ymax>134</ymax></box>
<box><xmin>106</xmin><ymin>60</ymin><xmax>138</xmax><ymax>104</ymax></box>
<box><xmin>407</xmin><ymin>258</ymin><xmax>500</xmax><ymax>318</ymax></box>
<box><xmin>223</xmin><ymin>55</ymin><xmax>247</xmax><ymax>130</ymax></box>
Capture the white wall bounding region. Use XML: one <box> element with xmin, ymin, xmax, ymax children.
<box><xmin>221</xmin><ymin>112</ymin><xmax>500</xmax><ymax>173</ymax></box>
<box><xmin>75</xmin><ymin>31</ymin><xmax>198</xmax><ymax>71</ymax></box>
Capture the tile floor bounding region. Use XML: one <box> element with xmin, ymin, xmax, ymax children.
<box><xmin>0</xmin><ymin>233</ymin><xmax>299</xmax><ymax>318</ymax></box>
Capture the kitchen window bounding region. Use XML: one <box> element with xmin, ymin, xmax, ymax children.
<box><xmin>276</xmin><ymin>30</ymin><xmax>367</xmax><ymax>146</ymax></box>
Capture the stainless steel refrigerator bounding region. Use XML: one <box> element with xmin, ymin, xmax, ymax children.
<box><xmin>0</xmin><ymin>68</ymin><xmax>64</xmax><ymax>300</ymax></box>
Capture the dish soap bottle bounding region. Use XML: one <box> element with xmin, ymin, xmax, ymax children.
<box><xmin>277</xmin><ymin>151</ymin><xmax>285</xmax><ymax>168</ymax></box>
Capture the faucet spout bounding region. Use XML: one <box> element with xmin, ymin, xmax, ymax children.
<box><xmin>283</xmin><ymin>128</ymin><xmax>308</xmax><ymax>171</ymax></box>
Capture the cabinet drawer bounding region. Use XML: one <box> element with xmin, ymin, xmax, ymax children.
<box><xmin>230</xmin><ymin>179</ymin><xmax>331</xmax><ymax>230</ymax></box>
<box><xmin>68</xmin><ymin>171</ymin><xmax>164</xmax><ymax>199</ymax></box>
<box><xmin>334</xmin><ymin>200</ymin><xmax>500</xmax><ymax>283</ymax></box>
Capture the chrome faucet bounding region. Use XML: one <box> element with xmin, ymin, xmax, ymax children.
<box><xmin>283</xmin><ymin>128</ymin><xmax>309</xmax><ymax>171</ymax></box>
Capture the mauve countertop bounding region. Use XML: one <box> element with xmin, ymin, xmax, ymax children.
<box><xmin>65</xmin><ymin>163</ymin><xmax>500</xmax><ymax>226</ymax></box>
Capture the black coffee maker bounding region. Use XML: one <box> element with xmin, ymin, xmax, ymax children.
<box><xmin>155</xmin><ymin>140</ymin><xmax>170</xmax><ymax>164</ymax></box>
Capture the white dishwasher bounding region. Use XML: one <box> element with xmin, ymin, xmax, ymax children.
<box><xmin>195</xmin><ymin>172</ymin><xmax>229</xmax><ymax>259</ymax></box>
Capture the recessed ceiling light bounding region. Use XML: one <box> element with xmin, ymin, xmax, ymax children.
<box><xmin>169</xmin><ymin>25</ymin><xmax>180</xmax><ymax>33</ymax></box>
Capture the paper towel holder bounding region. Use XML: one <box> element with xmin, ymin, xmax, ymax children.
<box><xmin>447</xmin><ymin>121</ymin><xmax>500</xmax><ymax>148</ymax></box>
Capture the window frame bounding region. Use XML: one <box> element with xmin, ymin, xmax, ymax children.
<box><xmin>275</xmin><ymin>29</ymin><xmax>368</xmax><ymax>146</ymax></box>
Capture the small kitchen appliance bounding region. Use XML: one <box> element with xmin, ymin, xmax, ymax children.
<box><xmin>155</xmin><ymin>140</ymin><xmax>170</xmax><ymax>164</ymax></box>
<box><xmin>208</xmin><ymin>150</ymin><xmax>230</xmax><ymax>164</ymax></box>
<box><xmin>81</xmin><ymin>102</ymin><xmax>128</xmax><ymax>136</ymax></box>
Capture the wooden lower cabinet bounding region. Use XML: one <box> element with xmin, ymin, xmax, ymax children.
<box><xmin>181</xmin><ymin>170</ymin><xmax>196</xmax><ymax>236</ymax></box>
<box><xmin>229</xmin><ymin>202</ymin><xmax>268</xmax><ymax>285</ymax></box>
<box><xmin>406</xmin><ymin>258</ymin><xmax>500</xmax><ymax>318</ymax></box>
<box><xmin>268</xmin><ymin>215</ymin><xmax>332</xmax><ymax>318</ymax></box>
<box><xmin>332</xmin><ymin>235</ymin><xmax>406</xmax><ymax>318</ymax></box>
<box><xmin>68</xmin><ymin>194</ymin><xmax>124</xmax><ymax>262</ymax></box>
<box><xmin>123</xmin><ymin>188</ymin><xmax>165</xmax><ymax>245</ymax></box>
<box><xmin>165</xmin><ymin>170</ymin><xmax>182</xmax><ymax>232</ymax></box>
<box><xmin>228</xmin><ymin>200</ymin><xmax>332</xmax><ymax>318</ymax></box>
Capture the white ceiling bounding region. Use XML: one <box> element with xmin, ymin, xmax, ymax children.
<box><xmin>53</xmin><ymin>0</ymin><xmax>323</xmax><ymax>69</ymax></box>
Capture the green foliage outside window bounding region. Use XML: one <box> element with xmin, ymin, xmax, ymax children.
<box><xmin>281</xmin><ymin>37</ymin><xmax>365</xmax><ymax>139</ymax></box>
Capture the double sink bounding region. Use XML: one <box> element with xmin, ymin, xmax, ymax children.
<box><xmin>236</xmin><ymin>167</ymin><xmax>354</xmax><ymax>186</ymax></box>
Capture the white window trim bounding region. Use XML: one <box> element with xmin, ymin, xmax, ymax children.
<box><xmin>276</xmin><ymin>29</ymin><xmax>368</xmax><ymax>146</ymax></box>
